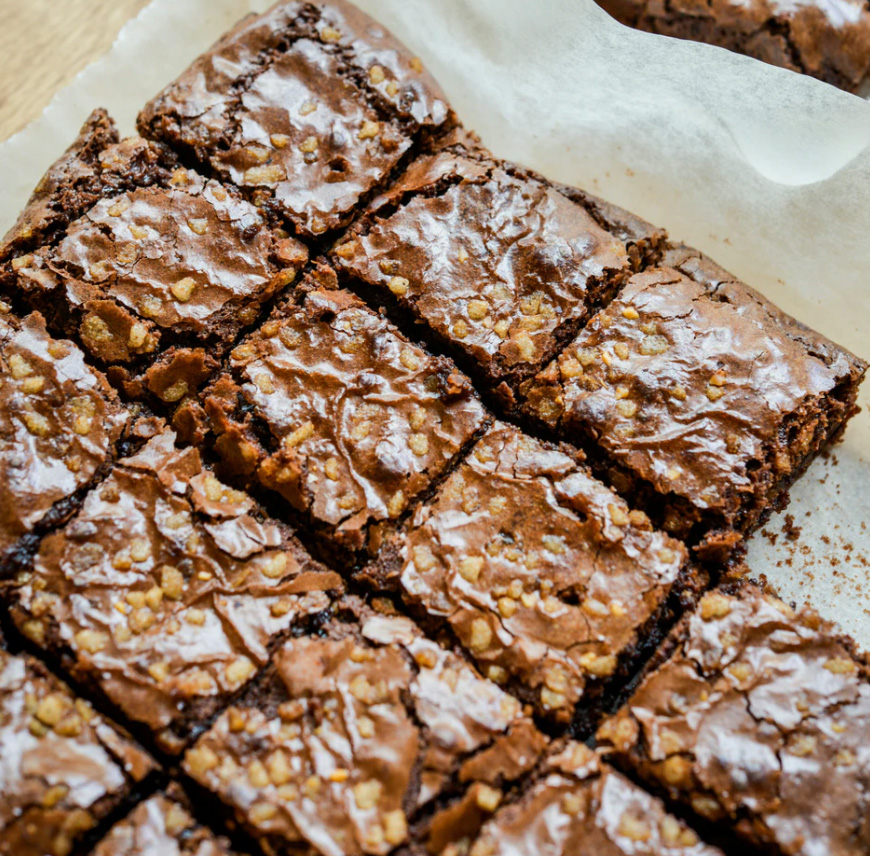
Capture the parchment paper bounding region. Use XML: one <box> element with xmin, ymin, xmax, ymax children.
<box><xmin>0</xmin><ymin>0</ymin><xmax>867</xmax><ymax>643</ymax></box>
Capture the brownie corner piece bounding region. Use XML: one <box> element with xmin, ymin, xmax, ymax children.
<box><xmin>0</xmin><ymin>108</ymin><xmax>174</xmax><ymax>264</ymax></box>
<box><xmin>0</xmin><ymin>646</ymin><xmax>156</xmax><ymax>856</ymax></box>
<box><xmin>9</xmin><ymin>426</ymin><xmax>343</xmax><ymax>755</ymax></box>
<box><xmin>522</xmin><ymin>263</ymin><xmax>866</xmax><ymax>559</ymax></box>
<box><xmin>331</xmin><ymin>144</ymin><xmax>641</xmax><ymax>406</ymax></box>
<box><xmin>0</xmin><ymin>307</ymin><xmax>130</xmax><ymax>567</ymax></box>
<box><xmin>202</xmin><ymin>266</ymin><xmax>487</xmax><ymax>558</ymax></box>
<box><xmin>138</xmin><ymin>0</ymin><xmax>453</xmax><ymax>239</ymax></box>
<box><xmin>89</xmin><ymin>786</ymin><xmax>238</xmax><ymax>855</ymax></box>
<box><xmin>465</xmin><ymin>741</ymin><xmax>721</xmax><ymax>856</ymax></box>
<box><xmin>368</xmin><ymin>419</ymin><xmax>690</xmax><ymax>727</ymax></box>
<box><xmin>183</xmin><ymin>603</ymin><xmax>548</xmax><ymax>855</ymax></box>
<box><xmin>597</xmin><ymin>580</ymin><xmax>870</xmax><ymax>855</ymax></box>
<box><xmin>2</xmin><ymin>113</ymin><xmax>308</xmax><ymax>405</ymax></box>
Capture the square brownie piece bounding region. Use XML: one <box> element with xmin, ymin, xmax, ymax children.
<box><xmin>138</xmin><ymin>0</ymin><xmax>452</xmax><ymax>240</ymax></box>
<box><xmin>465</xmin><ymin>742</ymin><xmax>720</xmax><ymax>856</ymax></box>
<box><xmin>367</xmin><ymin>421</ymin><xmax>689</xmax><ymax>726</ymax></box>
<box><xmin>332</xmin><ymin>143</ymin><xmax>660</xmax><ymax>406</ymax></box>
<box><xmin>2</xmin><ymin>111</ymin><xmax>308</xmax><ymax>406</ymax></box>
<box><xmin>183</xmin><ymin>603</ymin><xmax>548</xmax><ymax>856</ymax></box>
<box><xmin>0</xmin><ymin>644</ymin><xmax>156</xmax><ymax>856</ymax></box>
<box><xmin>8</xmin><ymin>428</ymin><xmax>342</xmax><ymax>754</ymax></box>
<box><xmin>522</xmin><ymin>260</ymin><xmax>866</xmax><ymax>560</ymax></box>
<box><xmin>597</xmin><ymin>582</ymin><xmax>870</xmax><ymax>856</ymax></box>
<box><xmin>90</xmin><ymin>787</ymin><xmax>238</xmax><ymax>856</ymax></box>
<box><xmin>0</xmin><ymin>309</ymin><xmax>129</xmax><ymax>567</ymax></box>
<box><xmin>201</xmin><ymin>264</ymin><xmax>486</xmax><ymax>558</ymax></box>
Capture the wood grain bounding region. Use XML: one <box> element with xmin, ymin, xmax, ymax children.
<box><xmin>0</xmin><ymin>0</ymin><xmax>150</xmax><ymax>142</ymax></box>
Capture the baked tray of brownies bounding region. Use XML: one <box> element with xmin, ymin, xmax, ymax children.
<box><xmin>0</xmin><ymin>2</ymin><xmax>868</xmax><ymax>855</ymax></box>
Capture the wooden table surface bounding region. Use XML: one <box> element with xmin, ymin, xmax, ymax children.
<box><xmin>0</xmin><ymin>0</ymin><xmax>150</xmax><ymax>142</ymax></box>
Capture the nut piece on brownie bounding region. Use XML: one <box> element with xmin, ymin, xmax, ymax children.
<box><xmin>597</xmin><ymin>581</ymin><xmax>870</xmax><ymax>856</ymax></box>
<box><xmin>367</xmin><ymin>421</ymin><xmax>689</xmax><ymax>725</ymax></box>
<box><xmin>1</xmin><ymin>110</ymin><xmax>307</xmax><ymax>404</ymax></box>
<box><xmin>8</xmin><ymin>428</ymin><xmax>342</xmax><ymax>754</ymax></box>
<box><xmin>201</xmin><ymin>263</ymin><xmax>486</xmax><ymax>558</ymax></box>
<box><xmin>184</xmin><ymin>604</ymin><xmax>548</xmax><ymax>855</ymax></box>
<box><xmin>138</xmin><ymin>0</ymin><xmax>452</xmax><ymax>239</ymax></box>
<box><xmin>0</xmin><ymin>645</ymin><xmax>155</xmax><ymax>856</ymax></box>
<box><xmin>522</xmin><ymin>258</ymin><xmax>866</xmax><ymax>559</ymax></box>
<box><xmin>0</xmin><ymin>308</ymin><xmax>129</xmax><ymax>567</ymax></box>
<box><xmin>332</xmin><ymin>142</ymin><xmax>661</xmax><ymax>406</ymax></box>
<box><xmin>464</xmin><ymin>742</ymin><xmax>721</xmax><ymax>856</ymax></box>
<box><xmin>89</xmin><ymin>787</ymin><xmax>239</xmax><ymax>856</ymax></box>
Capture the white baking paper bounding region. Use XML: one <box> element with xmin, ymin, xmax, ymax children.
<box><xmin>0</xmin><ymin>0</ymin><xmax>867</xmax><ymax>642</ymax></box>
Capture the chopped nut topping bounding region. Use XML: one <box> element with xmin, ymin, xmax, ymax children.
<box><xmin>469</xmin><ymin>618</ymin><xmax>493</xmax><ymax>652</ymax></box>
<box><xmin>409</xmin><ymin>433</ymin><xmax>429</xmax><ymax>456</ymax></box>
<box><xmin>458</xmin><ymin>556</ymin><xmax>484</xmax><ymax>583</ymax></box>
<box><xmin>824</xmin><ymin>657</ymin><xmax>856</xmax><ymax>674</ymax></box>
<box><xmin>285</xmin><ymin>421</ymin><xmax>315</xmax><ymax>448</ymax></box>
<box><xmin>700</xmin><ymin>592</ymin><xmax>732</xmax><ymax>621</ymax></box>
<box><xmin>162</xmin><ymin>380</ymin><xmax>189</xmax><ymax>403</ymax></box>
<box><xmin>388</xmin><ymin>275</ymin><xmax>410</xmax><ymax>295</ymax></box>
<box><xmin>622</xmin><ymin>306</ymin><xmax>640</xmax><ymax>320</ymax></box>
<box><xmin>358</xmin><ymin>120</ymin><xmax>381</xmax><ymax>140</ymax></box>
<box><xmin>245</xmin><ymin>164</ymin><xmax>286</xmax><ymax>185</ymax></box>
<box><xmin>369</xmin><ymin>64</ymin><xmax>386</xmax><ymax>84</ymax></box>
<box><xmin>475</xmin><ymin>785</ymin><xmax>502</xmax><ymax>812</ymax></box>
<box><xmin>617</xmin><ymin>813</ymin><xmax>651</xmax><ymax>842</ymax></box>
<box><xmin>320</xmin><ymin>25</ymin><xmax>341</xmax><ymax>42</ymax></box>
<box><xmin>300</xmin><ymin>101</ymin><xmax>317</xmax><ymax>116</ymax></box>
<box><xmin>299</xmin><ymin>136</ymin><xmax>319</xmax><ymax>154</ymax></box>
<box><xmin>353</xmin><ymin>779</ymin><xmax>383</xmax><ymax>810</ymax></box>
<box><xmin>383</xmin><ymin>809</ymin><xmax>408</xmax><ymax>845</ymax></box>
<box><xmin>387</xmin><ymin>490</ymin><xmax>406</xmax><ymax>518</ymax></box>
<box><xmin>171</xmin><ymin>277</ymin><xmax>197</xmax><ymax>302</ymax></box>
<box><xmin>468</xmin><ymin>299</ymin><xmax>489</xmax><ymax>321</ymax></box>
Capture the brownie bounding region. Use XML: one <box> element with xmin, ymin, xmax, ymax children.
<box><xmin>0</xmin><ymin>644</ymin><xmax>156</xmax><ymax>856</ymax></box>
<box><xmin>522</xmin><ymin>262</ymin><xmax>866</xmax><ymax>560</ymax></box>
<box><xmin>332</xmin><ymin>143</ymin><xmax>661</xmax><ymax>407</ymax></box>
<box><xmin>462</xmin><ymin>742</ymin><xmax>720</xmax><ymax>856</ymax></box>
<box><xmin>597</xmin><ymin>582</ymin><xmax>870</xmax><ymax>856</ymax></box>
<box><xmin>8</xmin><ymin>428</ymin><xmax>343</xmax><ymax>754</ymax></box>
<box><xmin>200</xmin><ymin>263</ymin><xmax>486</xmax><ymax>558</ymax></box>
<box><xmin>89</xmin><ymin>787</ymin><xmax>240</xmax><ymax>856</ymax></box>
<box><xmin>0</xmin><ymin>308</ymin><xmax>129</xmax><ymax>568</ymax></box>
<box><xmin>367</xmin><ymin>421</ymin><xmax>690</xmax><ymax>726</ymax></box>
<box><xmin>0</xmin><ymin>109</ymin><xmax>175</xmax><ymax>263</ymax></box>
<box><xmin>138</xmin><ymin>0</ymin><xmax>452</xmax><ymax>240</ymax></box>
<box><xmin>183</xmin><ymin>603</ymin><xmax>548</xmax><ymax>855</ymax></box>
<box><xmin>596</xmin><ymin>0</ymin><xmax>870</xmax><ymax>93</ymax></box>
<box><xmin>2</xmin><ymin>110</ymin><xmax>308</xmax><ymax>406</ymax></box>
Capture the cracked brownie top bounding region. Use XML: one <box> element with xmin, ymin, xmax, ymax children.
<box><xmin>465</xmin><ymin>742</ymin><xmax>722</xmax><ymax>856</ymax></box>
<box><xmin>9</xmin><ymin>428</ymin><xmax>342</xmax><ymax>754</ymax></box>
<box><xmin>184</xmin><ymin>604</ymin><xmax>546</xmax><ymax>856</ymax></box>
<box><xmin>138</xmin><ymin>0</ymin><xmax>452</xmax><ymax>239</ymax></box>
<box><xmin>0</xmin><ymin>646</ymin><xmax>155</xmax><ymax>856</ymax></box>
<box><xmin>333</xmin><ymin>145</ymin><xmax>642</xmax><ymax>405</ymax></box>
<box><xmin>522</xmin><ymin>262</ymin><xmax>866</xmax><ymax>549</ymax></box>
<box><xmin>201</xmin><ymin>264</ymin><xmax>486</xmax><ymax>556</ymax></box>
<box><xmin>371</xmin><ymin>421</ymin><xmax>688</xmax><ymax>725</ymax></box>
<box><xmin>0</xmin><ymin>309</ymin><xmax>129</xmax><ymax>560</ymax></box>
<box><xmin>598</xmin><ymin>582</ymin><xmax>870</xmax><ymax>856</ymax></box>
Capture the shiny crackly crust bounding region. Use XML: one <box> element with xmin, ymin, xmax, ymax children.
<box><xmin>183</xmin><ymin>605</ymin><xmax>546</xmax><ymax>856</ymax></box>
<box><xmin>332</xmin><ymin>144</ymin><xmax>637</xmax><ymax>406</ymax></box>
<box><xmin>368</xmin><ymin>421</ymin><xmax>688</xmax><ymax>725</ymax></box>
<box><xmin>0</xmin><ymin>109</ymin><xmax>176</xmax><ymax>263</ymax></box>
<box><xmin>200</xmin><ymin>264</ymin><xmax>486</xmax><ymax>556</ymax></box>
<box><xmin>596</xmin><ymin>0</ymin><xmax>870</xmax><ymax>93</ymax></box>
<box><xmin>6</xmin><ymin>159</ymin><xmax>307</xmax><ymax>367</ymax></box>
<box><xmin>522</xmin><ymin>264</ymin><xmax>866</xmax><ymax>554</ymax></box>
<box><xmin>465</xmin><ymin>742</ymin><xmax>721</xmax><ymax>856</ymax></box>
<box><xmin>9</xmin><ymin>429</ymin><xmax>342</xmax><ymax>754</ymax></box>
<box><xmin>0</xmin><ymin>309</ymin><xmax>129</xmax><ymax>560</ymax></box>
<box><xmin>90</xmin><ymin>789</ymin><xmax>238</xmax><ymax>856</ymax></box>
<box><xmin>597</xmin><ymin>582</ymin><xmax>870</xmax><ymax>856</ymax></box>
<box><xmin>0</xmin><ymin>646</ymin><xmax>156</xmax><ymax>856</ymax></box>
<box><xmin>138</xmin><ymin>0</ymin><xmax>452</xmax><ymax>239</ymax></box>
